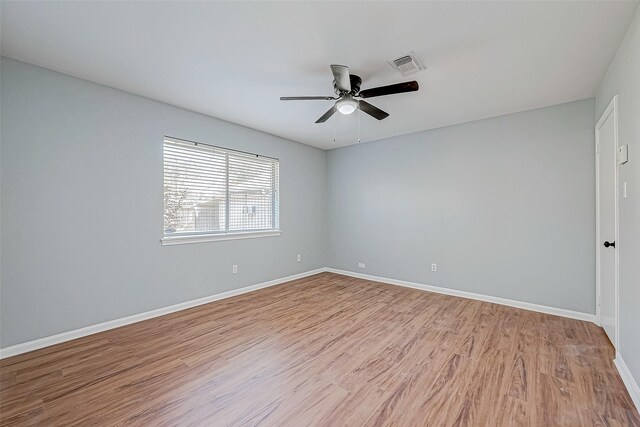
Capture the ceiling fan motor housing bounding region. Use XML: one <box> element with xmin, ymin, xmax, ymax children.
<box><xmin>334</xmin><ymin>74</ymin><xmax>362</xmax><ymax>95</ymax></box>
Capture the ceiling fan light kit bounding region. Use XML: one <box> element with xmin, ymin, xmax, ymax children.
<box><xmin>336</xmin><ymin>96</ymin><xmax>358</xmax><ymax>115</ymax></box>
<box><xmin>280</xmin><ymin>64</ymin><xmax>419</xmax><ymax>127</ymax></box>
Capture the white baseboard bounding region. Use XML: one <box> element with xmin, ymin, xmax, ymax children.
<box><xmin>0</xmin><ymin>266</ymin><xmax>599</xmax><ymax>360</ymax></box>
<box><xmin>614</xmin><ymin>355</ymin><xmax>640</xmax><ymax>412</ymax></box>
<box><xmin>325</xmin><ymin>268</ymin><xmax>597</xmax><ymax>323</ymax></box>
<box><xmin>0</xmin><ymin>268</ymin><xmax>326</xmax><ymax>360</ymax></box>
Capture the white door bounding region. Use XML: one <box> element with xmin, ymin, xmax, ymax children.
<box><xmin>596</xmin><ymin>96</ymin><xmax>618</xmax><ymax>349</ymax></box>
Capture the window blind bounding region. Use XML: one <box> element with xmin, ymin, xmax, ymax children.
<box><xmin>163</xmin><ymin>137</ymin><xmax>279</xmax><ymax>237</ymax></box>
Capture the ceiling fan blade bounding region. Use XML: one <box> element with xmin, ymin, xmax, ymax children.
<box><xmin>330</xmin><ymin>64</ymin><xmax>351</xmax><ymax>93</ymax></box>
<box><xmin>280</xmin><ymin>96</ymin><xmax>336</xmax><ymax>101</ymax></box>
<box><xmin>315</xmin><ymin>106</ymin><xmax>336</xmax><ymax>123</ymax></box>
<box><xmin>358</xmin><ymin>81</ymin><xmax>419</xmax><ymax>99</ymax></box>
<box><xmin>358</xmin><ymin>100</ymin><xmax>389</xmax><ymax>120</ymax></box>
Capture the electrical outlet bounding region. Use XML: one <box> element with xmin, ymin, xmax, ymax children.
<box><xmin>297</xmin><ymin>254</ymin><xmax>302</xmax><ymax>262</ymax></box>
<box><xmin>358</xmin><ymin>263</ymin><xmax>365</xmax><ymax>269</ymax></box>
<box><xmin>431</xmin><ymin>263</ymin><xmax>437</xmax><ymax>272</ymax></box>
<box><xmin>232</xmin><ymin>264</ymin><xmax>238</xmax><ymax>274</ymax></box>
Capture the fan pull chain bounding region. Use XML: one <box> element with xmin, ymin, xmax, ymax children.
<box><xmin>333</xmin><ymin>112</ymin><xmax>336</xmax><ymax>144</ymax></box>
<box><xmin>357</xmin><ymin>108</ymin><xmax>361</xmax><ymax>143</ymax></box>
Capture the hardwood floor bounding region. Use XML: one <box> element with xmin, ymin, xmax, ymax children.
<box><xmin>1</xmin><ymin>272</ymin><xmax>638</xmax><ymax>426</ymax></box>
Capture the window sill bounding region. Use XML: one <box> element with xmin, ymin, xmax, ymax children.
<box><xmin>161</xmin><ymin>230</ymin><xmax>282</xmax><ymax>246</ymax></box>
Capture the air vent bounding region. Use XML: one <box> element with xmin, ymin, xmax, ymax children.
<box><xmin>389</xmin><ymin>52</ymin><xmax>425</xmax><ymax>77</ymax></box>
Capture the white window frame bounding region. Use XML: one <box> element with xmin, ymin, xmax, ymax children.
<box><xmin>161</xmin><ymin>136</ymin><xmax>281</xmax><ymax>246</ymax></box>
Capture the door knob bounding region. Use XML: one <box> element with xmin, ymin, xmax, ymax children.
<box><xmin>603</xmin><ymin>241</ymin><xmax>615</xmax><ymax>248</ymax></box>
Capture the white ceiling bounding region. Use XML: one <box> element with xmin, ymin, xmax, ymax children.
<box><xmin>1</xmin><ymin>1</ymin><xmax>638</xmax><ymax>150</ymax></box>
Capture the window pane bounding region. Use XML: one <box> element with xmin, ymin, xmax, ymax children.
<box><xmin>163</xmin><ymin>138</ymin><xmax>279</xmax><ymax>237</ymax></box>
<box><xmin>228</xmin><ymin>153</ymin><xmax>276</xmax><ymax>231</ymax></box>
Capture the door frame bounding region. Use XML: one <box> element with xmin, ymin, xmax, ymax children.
<box><xmin>595</xmin><ymin>94</ymin><xmax>619</xmax><ymax>352</ymax></box>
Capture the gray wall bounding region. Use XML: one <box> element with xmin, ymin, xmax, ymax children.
<box><xmin>327</xmin><ymin>99</ymin><xmax>596</xmax><ymax>314</ymax></box>
<box><xmin>0</xmin><ymin>58</ymin><xmax>327</xmax><ymax>348</ymax></box>
<box><xmin>596</xmin><ymin>6</ymin><xmax>640</xmax><ymax>390</ymax></box>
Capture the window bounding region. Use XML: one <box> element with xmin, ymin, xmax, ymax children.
<box><xmin>162</xmin><ymin>137</ymin><xmax>279</xmax><ymax>244</ymax></box>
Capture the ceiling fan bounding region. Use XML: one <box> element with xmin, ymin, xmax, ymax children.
<box><xmin>280</xmin><ymin>65</ymin><xmax>419</xmax><ymax>123</ymax></box>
